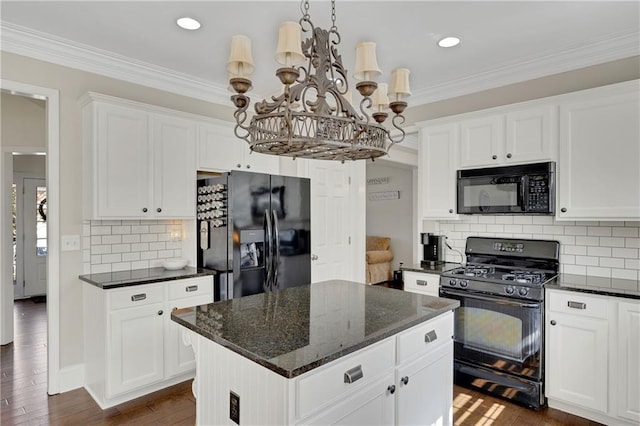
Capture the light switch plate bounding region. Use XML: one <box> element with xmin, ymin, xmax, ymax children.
<box><xmin>61</xmin><ymin>234</ymin><xmax>81</xmax><ymax>251</ymax></box>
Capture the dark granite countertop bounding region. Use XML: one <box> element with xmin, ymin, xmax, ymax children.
<box><xmin>401</xmin><ymin>262</ymin><xmax>462</xmax><ymax>275</ymax></box>
<box><xmin>79</xmin><ymin>266</ymin><xmax>216</xmax><ymax>289</ymax></box>
<box><xmin>546</xmin><ymin>273</ymin><xmax>640</xmax><ymax>300</ymax></box>
<box><xmin>172</xmin><ymin>279</ymin><xmax>459</xmax><ymax>379</ymax></box>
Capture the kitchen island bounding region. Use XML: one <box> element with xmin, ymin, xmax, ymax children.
<box><xmin>172</xmin><ymin>279</ymin><xmax>459</xmax><ymax>425</ymax></box>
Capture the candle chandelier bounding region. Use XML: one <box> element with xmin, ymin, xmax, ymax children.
<box><xmin>227</xmin><ymin>0</ymin><xmax>411</xmax><ymax>162</ymax></box>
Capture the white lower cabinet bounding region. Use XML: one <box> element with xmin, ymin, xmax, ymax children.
<box><xmin>402</xmin><ymin>271</ymin><xmax>441</xmax><ymax>297</ymax></box>
<box><xmin>546</xmin><ymin>289</ymin><xmax>640</xmax><ymax>425</ymax></box>
<box><xmin>83</xmin><ymin>276</ymin><xmax>213</xmax><ymax>408</ymax></box>
<box><xmin>617</xmin><ymin>301</ymin><xmax>640</xmax><ymax>423</ymax></box>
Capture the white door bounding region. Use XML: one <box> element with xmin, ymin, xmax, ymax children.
<box><xmin>305</xmin><ymin>161</ymin><xmax>351</xmax><ymax>282</ymax></box>
<box><xmin>23</xmin><ymin>178</ymin><xmax>47</xmax><ymax>297</ymax></box>
<box><xmin>618</xmin><ymin>301</ymin><xmax>640</xmax><ymax>423</ymax></box>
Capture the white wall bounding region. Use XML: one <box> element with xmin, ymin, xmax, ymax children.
<box><xmin>13</xmin><ymin>155</ymin><xmax>45</xmax><ymax>176</ymax></box>
<box><xmin>1</xmin><ymin>92</ymin><xmax>46</xmax><ymax>149</ymax></box>
<box><xmin>435</xmin><ymin>216</ymin><xmax>640</xmax><ymax>281</ymax></box>
<box><xmin>366</xmin><ymin>162</ymin><xmax>414</xmax><ymax>270</ymax></box>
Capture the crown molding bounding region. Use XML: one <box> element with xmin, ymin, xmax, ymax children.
<box><xmin>0</xmin><ymin>22</ymin><xmax>232</xmax><ymax>105</ymax></box>
<box><xmin>2</xmin><ymin>21</ymin><xmax>638</xmax><ymax>108</ymax></box>
<box><xmin>410</xmin><ymin>31</ymin><xmax>640</xmax><ymax>106</ymax></box>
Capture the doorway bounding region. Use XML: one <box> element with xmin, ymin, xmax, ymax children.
<box><xmin>1</xmin><ymin>80</ymin><xmax>60</xmax><ymax>395</ymax></box>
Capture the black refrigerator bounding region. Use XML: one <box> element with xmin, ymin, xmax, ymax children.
<box><xmin>197</xmin><ymin>171</ymin><xmax>311</xmax><ymax>300</ymax></box>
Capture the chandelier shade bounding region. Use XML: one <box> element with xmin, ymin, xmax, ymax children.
<box><xmin>227</xmin><ymin>0</ymin><xmax>410</xmax><ymax>162</ymax></box>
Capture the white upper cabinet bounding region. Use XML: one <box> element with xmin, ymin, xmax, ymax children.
<box><xmin>557</xmin><ymin>81</ymin><xmax>640</xmax><ymax>220</ymax></box>
<box><xmin>197</xmin><ymin>121</ymin><xmax>280</xmax><ymax>175</ymax></box>
<box><xmin>82</xmin><ymin>93</ymin><xmax>196</xmax><ymax>220</ymax></box>
<box><xmin>459</xmin><ymin>105</ymin><xmax>557</xmax><ymax>169</ymax></box>
<box><xmin>459</xmin><ymin>114</ymin><xmax>504</xmax><ymax>168</ymax></box>
<box><xmin>419</xmin><ymin>123</ymin><xmax>458</xmax><ymax>220</ymax></box>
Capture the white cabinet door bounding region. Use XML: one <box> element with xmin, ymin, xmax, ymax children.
<box><xmin>557</xmin><ymin>86</ymin><xmax>640</xmax><ymax>220</ymax></box>
<box><xmin>618</xmin><ymin>300</ymin><xmax>640</xmax><ymax>423</ymax></box>
<box><xmin>108</xmin><ymin>302</ymin><xmax>165</xmax><ymax>397</ymax></box>
<box><xmin>402</xmin><ymin>271</ymin><xmax>440</xmax><ymax>297</ymax></box>
<box><xmin>197</xmin><ymin>121</ymin><xmax>280</xmax><ymax>175</ymax></box>
<box><xmin>459</xmin><ymin>115</ymin><xmax>504</xmax><ymax>168</ymax></box>
<box><xmin>197</xmin><ymin>122</ymin><xmax>239</xmax><ymax>172</ymax></box>
<box><xmin>505</xmin><ymin>105</ymin><xmax>557</xmax><ymax>164</ymax></box>
<box><xmin>152</xmin><ymin>115</ymin><xmax>196</xmax><ymax>218</ymax></box>
<box><xmin>96</xmin><ymin>102</ymin><xmax>151</xmax><ymax>218</ymax></box>
<box><xmin>299</xmin><ymin>372</ymin><xmax>395</xmax><ymax>426</ymax></box>
<box><xmin>396</xmin><ymin>341</ymin><xmax>453</xmax><ymax>426</ymax></box>
<box><xmin>420</xmin><ymin>123</ymin><xmax>458</xmax><ymax>219</ymax></box>
<box><xmin>546</xmin><ymin>310</ymin><xmax>608</xmax><ymax>413</ymax></box>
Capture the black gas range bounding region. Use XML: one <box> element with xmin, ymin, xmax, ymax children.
<box><xmin>439</xmin><ymin>237</ymin><xmax>560</xmax><ymax>409</ymax></box>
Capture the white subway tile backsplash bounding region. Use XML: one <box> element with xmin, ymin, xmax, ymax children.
<box><xmin>612</xmin><ymin>248</ymin><xmax>639</xmax><ymax>259</ymax></box>
<box><xmin>131</xmin><ymin>243</ymin><xmax>150</xmax><ymax>252</ymax></box>
<box><xmin>111</xmin><ymin>244</ymin><xmax>132</xmax><ymax>254</ymax></box>
<box><xmin>586</xmin><ymin>266</ymin><xmax>611</xmax><ymax>278</ymax></box>
<box><xmin>131</xmin><ymin>260</ymin><xmax>150</xmax><ymax>270</ymax></box>
<box><xmin>141</xmin><ymin>234</ymin><xmax>159</xmax><ymax>243</ymax></box>
<box><xmin>91</xmin><ymin>226</ymin><xmax>111</xmax><ymax>236</ymax></box>
<box><xmin>102</xmin><ymin>253</ymin><xmax>122</xmax><ymax>264</ymax></box>
<box><xmin>122</xmin><ymin>234</ymin><xmax>141</xmax><ymax>244</ymax></box>
<box><xmin>112</xmin><ymin>225</ymin><xmax>131</xmax><ymax>235</ymax></box>
<box><xmin>91</xmin><ymin>264</ymin><xmax>112</xmax><ymax>274</ymax></box>
<box><xmin>101</xmin><ymin>235</ymin><xmax>122</xmax><ymax>245</ymax></box>
<box><xmin>587</xmin><ymin>226</ymin><xmax>612</xmax><ymax>237</ymax></box>
<box><xmin>149</xmin><ymin>242</ymin><xmax>166</xmax><ymax>251</ymax></box>
<box><xmin>92</xmin><ymin>245</ymin><xmax>112</xmax><ymax>255</ymax></box>
<box><xmin>443</xmin><ymin>216</ymin><xmax>639</xmax><ymax>279</ymax></box>
<box><xmin>122</xmin><ymin>220</ymin><xmax>141</xmax><ymax>226</ymax></box>
<box><xmin>112</xmin><ymin>262</ymin><xmax>132</xmax><ymax>272</ymax></box>
<box><xmin>587</xmin><ymin>246</ymin><xmax>612</xmax><ymax>257</ymax></box>
<box><xmin>158</xmin><ymin>250</ymin><xmax>174</xmax><ymax>258</ymax></box>
<box><xmin>122</xmin><ymin>252</ymin><xmax>141</xmax><ymax>262</ymax></box>
<box><xmin>575</xmin><ymin>236</ymin><xmax>600</xmax><ymax>246</ymax></box>
<box><xmin>91</xmin><ymin>236</ymin><xmax>102</xmax><ymax>245</ymax></box>
<box><xmin>131</xmin><ymin>225</ymin><xmax>150</xmax><ymax>234</ymax></box>
<box><xmin>149</xmin><ymin>224</ymin><xmax>167</xmax><ymax>233</ymax></box>
<box><xmin>140</xmin><ymin>251</ymin><xmax>158</xmax><ymax>260</ymax></box>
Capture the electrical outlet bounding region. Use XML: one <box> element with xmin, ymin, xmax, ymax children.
<box><xmin>230</xmin><ymin>391</ymin><xmax>240</xmax><ymax>425</ymax></box>
<box><xmin>61</xmin><ymin>234</ymin><xmax>81</xmax><ymax>251</ymax></box>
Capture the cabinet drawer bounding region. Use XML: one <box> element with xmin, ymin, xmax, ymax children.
<box><xmin>403</xmin><ymin>271</ymin><xmax>440</xmax><ymax>297</ymax></box>
<box><xmin>547</xmin><ymin>290</ymin><xmax>609</xmax><ymax>319</ymax></box>
<box><xmin>296</xmin><ymin>338</ymin><xmax>395</xmax><ymax>419</ymax></box>
<box><xmin>168</xmin><ymin>277</ymin><xmax>213</xmax><ymax>301</ymax></box>
<box><xmin>397</xmin><ymin>311</ymin><xmax>454</xmax><ymax>364</ymax></box>
<box><xmin>109</xmin><ymin>284</ymin><xmax>164</xmax><ymax>310</ymax></box>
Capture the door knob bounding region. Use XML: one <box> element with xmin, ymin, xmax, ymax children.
<box><xmin>492</xmin><ymin>155</ymin><xmax>498</xmax><ymax>160</ymax></box>
<box><xmin>550</xmin><ymin>320</ymin><xmax>556</xmax><ymax>326</ymax></box>
<box><xmin>142</xmin><ymin>207</ymin><xmax>148</xmax><ymax>213</ymax></box>
<box><xmin>156</xmin><ymin>208</ymin><xmax>162</xmax><ymax>213</ymax></box>
<box><xmin>401</xmin><ymin>376</ymin><xmax>409</xmax><ymax>385</ymax></box>
<box><xmin>561</xmin><ymin>208</ymin><xmax>567</xmax><ymax>213</ymax></box>
<box><xmin>506</xmin><ymin>153</ymin><xmax>512</xmax><ymax>158</ymax></box>
<box><xmin>158</xmin><ymin>310</ymin><xmax>164</xmax><ymax>316</ymax></box>
<box><xmin>387</xmin><ymin>385</ymin><xmax>396</xmax><ymax>394</ymax></box>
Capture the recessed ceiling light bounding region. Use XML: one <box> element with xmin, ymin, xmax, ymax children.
<box><xmin>177</xmin><ymin>17</ymin><xmax>201</xmax><ymax>31</ymax></box>
<box><xmin>438</xmin><ymin>36</ymin><xmax>461</xmax><ymax>48</ymax></box>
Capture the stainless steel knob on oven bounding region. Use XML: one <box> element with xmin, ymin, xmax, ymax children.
<box><xmin>505</xmin><ymin>285</ymin><xmax>515</xmax><ymax>295</ymax></box>
<box><xmin>518</xmin><ymin>287</ymin><xmax>529</xmax><ymax>297</ymax></box>
<box><xmin>459</xmin><ymin>280</ymin><xmax>468</xmax><ymax>288</ymax></box>
<box><xmin>449</xmin><ymin>279</ymin><xmax>457</xmax><ymax>287</ymax></box>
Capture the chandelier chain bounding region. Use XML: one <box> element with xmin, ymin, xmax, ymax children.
<box><xmin>301</xmin><ymin>0</ymin><xmax>310</xmax><ymax>21</ymax></box>
<box><xmin>330</xmin><ymin>0</ymin><xmax>337</xmax><ymax>33</ymax></box>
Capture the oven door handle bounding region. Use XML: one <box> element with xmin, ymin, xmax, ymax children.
<box><xmin>440</xmin><ymin>288</ymin><xmax>541</xmax><ymax>308</ymax></box>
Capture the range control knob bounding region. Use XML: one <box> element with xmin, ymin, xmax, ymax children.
<box><xmin>449</xmin><ymin>279</ymin><xmax>457</xmax><ymax>287</ymax></box>
<box><xmin>459</xmin><ymin>280</ymin><xmax>469</xmax><ymax>288</ymax></box>
<box><xmin>505</xmin><ymin>285</ymin><xmax>516</xmax><ymax>295</ymax></box>
<box><xmin>518</xmin><ymin>287</ymin><xmax>529</xmax><ymax>297</ymax></box>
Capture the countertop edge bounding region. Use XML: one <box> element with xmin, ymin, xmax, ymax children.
<box><xmin>545</xmin><ymin>282</ymin><xmax>640</xmax><ymax>300</ymax></box>
<box><xmin>79</xmin><ymin>267</ymin><xmax>216</xmax><ymax>289</ymax></box>
<box><xmin>172</xmin><ymin>298</ymin><xmax>459</xmax><ymax>379</ymax></box>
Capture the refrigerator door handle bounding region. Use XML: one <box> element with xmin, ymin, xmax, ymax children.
<box><xmin>264</xmin><ymin>209</ymin><xmax>273</xmax><ymax>291</ymax></box>
<box><xmin>272</xmin><ymin>210</ymin><xmax>280</xmax><ymax>289</ymax></box>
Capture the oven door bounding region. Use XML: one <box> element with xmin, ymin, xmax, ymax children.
<box><xmin>439</xmin><ymin>287</ymin><xmax>542</xmax><ymax>381</ymax></box>
<box><xmin>457</xmin><ymin>174</ymin><xmax>525</xmax><ymax>214</ymax></box>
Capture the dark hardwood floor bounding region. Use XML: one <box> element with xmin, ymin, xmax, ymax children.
<box><xmin>2</xmin><ymin>299</ymin><xmax>603</xmax><ymax>425</ymax></box>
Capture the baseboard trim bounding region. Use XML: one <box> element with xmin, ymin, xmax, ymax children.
<box><xmin>547</xmin><ymin>398</ymin><xmax>637</xmax><ymax>426</ymax></box>
<box><xmin>58</xmin><ymin>363</ymin><xmax>85</xmax><ymax>393</ymax></box>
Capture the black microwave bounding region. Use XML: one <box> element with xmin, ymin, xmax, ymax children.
<box><xmin>457</xmin><ymin>162</ymin><xmax>555</xmax><ymax>214</ymax></box>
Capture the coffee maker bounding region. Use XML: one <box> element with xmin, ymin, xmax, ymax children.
<box><xmin>421</xmin><ymin>233</ymin><xmax>445</xmax><ymax>266</ymax></box>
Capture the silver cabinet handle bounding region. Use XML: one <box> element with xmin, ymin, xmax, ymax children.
<box><xmin>568</xmin><ymin>301</ymin><xmax>586</xmax><ymax>310</ymax></box>
<box><xmin>236</xmin><ymin>164</ymin><xmax>241</xmax><ymax>168</ymax></box>
<box><xmin>157</xmin><ymin>310</ymin><xmax>163</xmax><ymax>316</ymax></box>
<box><xmin>550</xmin><ymin>320</ymin><xmax>557</xmax><ymax>326</ymax></box>
<box><xmin>156</xmin><ymin>208</ymin><xmax>162</xmax><ymax>213</ymax></box>
<box><xmin>416</xmin><ymin>280</ymin><xmax>427</xmax><ymax>286</ymax></box>
<box><xmin>311</xmin><ymin>254</ymin><xmax>318</xmax><ymax>261</ymax></box>
<box><xmin>425</xmin><ymin>330</ymin><xmax>438</xmax><ymax>343</ymax></box>
<box><xmin>561</xmin><ymin>207</ymin><xmax>567</xmax><ymax>213</ymax></box>
<box><xmin>186</xmin><ymin>285</ymin><xmax>198</xmax><ymax>292</ymax></box>
<box><xmin>400</xmin><ymin>376</ymin><xmax>409</xmax><ymax>385</ymax></box>
<box><xmin>492</xmin><ymin>155</ymin><xmax>498</xmax><ymax>160</ymax></box>
<box><xmin>131</xmin><ymin>293</ymin><xmax>146</xmax><ymax>302</ymax></box>
<box><xmin>344</xmin><ymin>365</ymin><xmax>363</xmax><ymax>384</ymax></box>
<box><xmin>387</xmin><ymin>385</ymin><xmax>396</xmax><ymax>394</ymax></box>
<box><xmin>506</xmin><ymin>153</ymin><xmax>512</xmax><ymax>158</ymax></box>
<box><xmin>246</xmin><ymin>164</ymin><xmax>251</xmax><ymax>169</ymax></box>
<box><xmin>142</xmin><ymin>208</ymin><xmax>148</xmax><ymax>213</ymax></box>
<box><xmin>449</xmin><ymin>209</ymin><xmax>454</xmax><ymax>214</ymax></box>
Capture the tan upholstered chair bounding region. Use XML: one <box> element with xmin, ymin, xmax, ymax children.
<box><xmin>365</xmin><ymin>236</ymin><xmax>394</xmax><ymax>284</ymax></box>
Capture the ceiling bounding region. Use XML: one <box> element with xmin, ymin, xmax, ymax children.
<box><xmin>1</xmin><ymin>1</ymin><xmax>638</xmax><ymax>107</ymax></box>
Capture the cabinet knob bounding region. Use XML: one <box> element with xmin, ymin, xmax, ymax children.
<box><xmin>449</xmin><ymin>209</ymin><xmax>454</xmax><ymax>214</ymax></box>
<box><xmin>550</xmin><ymin>320</ymin><xmax>556</xmax><ymax>326</ymax></box>
<box><xmin>246</xmin><ymin>164</ymin><xmax>251</xmax><ymax>169</ymax></box>
<box><xmin>237</xmin><ymin>164</ymin><xmax>242</xmax><ymax>168</ymax></box>
<box><xmin>387</xmin><ymin>385</ymin><xmax>396</xmax><ymax>394</ymax></box>
<box><xmin>506</xmin><ymin>153</ymin><xmax>512</xmax><ymax>159</ymax></box>
<box><xmin>311</xmin><ymin>254</ymin><xmax>319</xmax><ymax>261</ymax></box>
<box><xmin>560</xmin><ymin>207</ymin><xmax>567</xmax><ymax>213</ymax></box>
<box><xmin>401</xmin><ymin>376</ymin><xmax>409</xmax><ymax>385</ymax></box>
<box><xmin>142</xmin><ymin>207</ymin><xmax>148</xmax><ymax>213</ymax></box>
<box><xmin>492</xmin><ymin>155</ymin><xmax>498</xmax><ymax>160</ymax></box>
<box><xmin>158</xmin><ymin>310</ymin><xmax>164</xmax><ymax>316</ymax></box>
<box><xmin>156</xmin><ymin>208</ymin><xmax>162</xmax><ymax>213</ymax></box>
